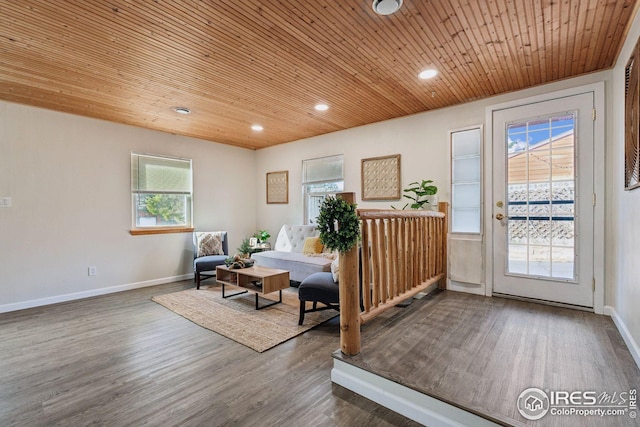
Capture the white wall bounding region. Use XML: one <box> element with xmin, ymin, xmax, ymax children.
<box><xmin>0</xmin><ymin>101</ymin><xmax>256</xmax><ymax>312</ymax></box>
<box><xmin>255</xmin><ymin>70</ymin><xmax>612</xmax><ymax>296</ymax></box>
<box><xmin>607</xmin><ymin>7</ymin><xmax>640</xmax><ymax>366</ymax></box>
<box><xmin>254</xmin><ymin>101</ymin><xmax>482</xmax><ymax>232</ymax></box>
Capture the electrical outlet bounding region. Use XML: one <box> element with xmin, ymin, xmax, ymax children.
<box><xmin>88</xmin><ymin>266</ymin><xmax>97</xmax><ymax>276</ymax></box>
<box><xmin>0</xmin><ymin>197</ymin><xmax>11</xmax><ymax>208</ymax></box>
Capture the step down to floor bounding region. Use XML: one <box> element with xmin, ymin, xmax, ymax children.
<box><xmin>331</xmin><ymin>356</ymin><xmax>503</xmax><ymax>427</ymax></box>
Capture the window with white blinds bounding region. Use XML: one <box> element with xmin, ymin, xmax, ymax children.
<box><xmin>450</xmin><ymin>127</ymin><xmax>482</xmax><ymax>234</ymax></box>
<box><xmin>302</xmin><ymin>155</ymin><xmax>344</xmax><ymax>224</ymax></box>
<box><xmin>131</xmin><ymin>152</ymin><xmax>193</xmax><ymax>230</ymax></box>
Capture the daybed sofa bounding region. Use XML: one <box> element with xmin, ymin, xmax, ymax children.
<box><xmin>251</xmin><ymin>225</ymin><xmax>333</xmax><ymax>283</ymax></box>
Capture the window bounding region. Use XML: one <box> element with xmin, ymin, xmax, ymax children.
<box><xmin>131</xmin><ymin>152</ymin><xmax>193</xmax><ymax>233</ymax></box>
<box><xmin>302</xmin><ymin>155</ymin><xmax>344</xmax><ymax>224</ymax></box>
<box><xmin>506</xmin><ymin>114</ymin><xmax>576</xmax><ymax>279</ymax></box>
<box><xmin>450</xmin><ymin>127</ymin><xmax>482</xmax><ymax>233</ymax></box>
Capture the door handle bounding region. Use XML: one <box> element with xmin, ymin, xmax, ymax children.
<box><xmin>495</xmin><ymin>213</ymin><xmax>505</xmax><ymax>220</ymax></box>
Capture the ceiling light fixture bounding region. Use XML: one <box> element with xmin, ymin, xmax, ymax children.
<box><xmin>173</xmin><ymin>106</ymin><xmax>191</xmax><ymax>115</ymax></box>
<box><xmin>372</xmin><ymin>0</ymin><xmax>403</xmax><ymax>15</ymax></box>
<box><xmin>314</xmin><ymin>103</ymin><xmax>329</xmax><ymax>111</ymax></box>
<box><xmin>418</xmin><ymin>69</ymin><xmax>438</xmax><ymax>80</ymax></box>
<box><xmin>251</xmin><ymin>124</ymin><xmax>264</xmax><ymax>132</ymax></box>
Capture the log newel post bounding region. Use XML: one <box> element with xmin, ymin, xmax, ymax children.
<box><xmin>336</xmin><ymin>192</ymin><xmax>361</xmax><ymax>356</ymax></box>
<box><xmin>438</xmin><ymin>201</ymin><xmax>449</xmax><ymax>289</ymax></box>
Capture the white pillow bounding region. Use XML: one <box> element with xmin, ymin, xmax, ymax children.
<box><xmin>331</xmin><ymin>253</ymin><xmax>339</xmax><ymax>283</ymax></box>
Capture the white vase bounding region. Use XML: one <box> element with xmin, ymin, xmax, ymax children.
<box><xmin>426</xmin><ymin>195</ymin><xmax>439</xmax><ymax>210</ymax></box>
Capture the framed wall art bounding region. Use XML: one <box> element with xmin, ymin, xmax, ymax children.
<box><xmin>361</xmin><ymin>154</ymin><xmax>401</xmax><ymax>200</ymax></box>
<box><xmin>266</xmin><ymin>170</ymin><xmax>289</xmax><ymax>203</ymax></box>
<box><xmin>625</xmin><ymin>36</ymin><xmax>640</xmax><ymax>190</ymax></box>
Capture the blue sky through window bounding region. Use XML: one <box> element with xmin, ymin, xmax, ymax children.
<box><xmin>507</xmin><ymin>115</ymin><xmax>574</xmax><ymax>154</ymax></box>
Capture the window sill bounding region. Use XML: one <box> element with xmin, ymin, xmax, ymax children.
<box><xmin>130</xmin><ymin>227</ymin><xmax>194</xmax><ymax>236</ymax></box>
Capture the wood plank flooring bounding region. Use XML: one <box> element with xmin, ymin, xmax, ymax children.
<box><xmin>3</xmin><ymin>283</ymin><xmax>638</xmax><ymax>426</ymax></box>
<box><xmin>337</xmin><ymin>290</ymin><xmax>640</xmax><ymax>427</ymax></box>
<box><xmin>0</xmin><ymin>281</ymin><xmax>419</xmax><ymax>427</ymax></box>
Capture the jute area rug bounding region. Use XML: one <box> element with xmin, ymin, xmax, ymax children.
<box><xmin>151</xmin><ymin>284</ymin><xmax>338</xmax><ymax>352</ymax></box>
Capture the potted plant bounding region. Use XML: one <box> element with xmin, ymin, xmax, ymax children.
<box><xmin>395</xmin><ymin>180</ymin><xmax>438</xmax><ymax>210</ymax></box>
<box><xmin>253</xmin><ymin>229</ymin><xmax>271</xmax><ymax>243</ymax></box>
<box><xmin>237</xmin><ymin>238</ymin><xmax>253</xmax><ymax>258</ymax></box>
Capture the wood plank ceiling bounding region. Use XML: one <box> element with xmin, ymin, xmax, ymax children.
<box><xmin>0</xmin><ymin>0</ymin><xmax>638</xmax><ymax>150</ymax></box>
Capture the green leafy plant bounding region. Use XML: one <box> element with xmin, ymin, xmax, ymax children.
<box><xmin>395</xmin><ymin>180</ymin><xmax>438</xmax><ymax>210</ymax></box>
<box><xmin>237</xmin><ymin>238</ymin><xmax>253</xmax><ymax>256</ymax></box>
<box><xmin>253</xmin><ymin>229</ymin><xmax>271</xmax><ymax>242</ymax></box>
<box><xmin>317</xmin><ymin>196</ymin><xmax>360</xmax><ymax>253</ymax></box>
<box><xmin>144</xmin><ymin>194</ymin><xmax>185</xmax><ymax>223</ymax></box>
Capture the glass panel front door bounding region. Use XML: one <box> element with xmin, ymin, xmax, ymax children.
<box><xmin>506</xmin><ymin>114</ymin><xmax>576</xmax><ymax>281</ymax></box>
<box><xmin>492</xmin><ymin>92</ymin><xmax>595</xmax><ymax>308</ymax></box>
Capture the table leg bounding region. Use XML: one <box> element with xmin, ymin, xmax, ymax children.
<box><xmin>255</xmin><ymin>290</ymin><xmax>282</xmax><ymax>310</ymax></box>
<box><xmin>222</xmin><ymin>282</ymin><xmax>248</xmax><ymax>299</ymax></box>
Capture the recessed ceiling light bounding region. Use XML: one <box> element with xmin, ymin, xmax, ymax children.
<box><xmin>251</xmin><ymin>124</ymin><xmax>264</xmax><ymax>132</ymax></box>
<box><xmin>418</xmin><ymin>69</ymin><xmax>438</xmax><ymax>80</ymax></box>
<box><xmin>372</xmin><ymin>0</ymin><xmax>403</xmax><ymax>15</ymax></box>
<box><xmin>314</xmin><ymin>103</ymin><xmax>329</xmax><ymax>111</ymax></box>
<box><xmin>173</xmin><ymin>106</ymin><xmax>191</xmax><ymax>115</ymax></box>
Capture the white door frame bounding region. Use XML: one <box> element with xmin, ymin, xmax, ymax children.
<box><xmin>484</xmin><ymin>82</ymin><xmax>605</xmax><ymax>314</ymax></box>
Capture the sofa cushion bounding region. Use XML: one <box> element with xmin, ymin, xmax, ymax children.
<box><xmin>298</xmin><ymin>272</ymin><xmax>339</xmax><ymax>304</ymax></box>
<box><xmin>330</xmin><ymin>254</ymin><xmax>339</xmax><ymax>283</ymax></box>
<box><xmin>194</xmin><ymin>254</ymin><xmax>227</xmax><ymax>273</ymax></box>
<box><xmin>273</xmin><ymin>225</ymin><xmax>319</xmax><ymax>253</ymax></box>
<box><xmin>251</xmin><ymin>250</ymin><xmax>332</xmax><ymax>282</ymax></box>
<box><xmin>302</xmin><ymin>236</ymin><xmax>324</xmax><ymax>255</ymax></box>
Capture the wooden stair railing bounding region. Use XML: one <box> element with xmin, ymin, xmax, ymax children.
<box><xmin>337</xmin><ymin>192</ymin><xmax>448</xmax><ymax>356</ymax></box>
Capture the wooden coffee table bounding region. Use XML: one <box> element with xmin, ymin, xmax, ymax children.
<box><xmin>215</xmin><ymin>265</ymin><xmax>290</xmax><ymax>310</ymax></box>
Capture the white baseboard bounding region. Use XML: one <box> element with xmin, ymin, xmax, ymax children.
<box><xmin>331</xmin><ymin>358</ymin><xmax>501</xmax><ymax>427</ymax></box>
<box><xmin>0</xmin><ymin>274</ymin><xmax>192</xmax><ymax>314</ymax></box>
<box><xmin>604</xmin><ymin>305</ymin><xmax>640</xmax><ymax>370</ymax></box>
<box><xmin>447</xmin><ymin>279</ymin><xmax>486</xmax><ymax>296</ymax></box>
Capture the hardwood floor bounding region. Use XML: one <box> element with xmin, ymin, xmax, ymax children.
<box><xmin>3</xmin><ymin>283</ymin><xmax>638</xmax><ymax>427</ymax></box>
<box><xmin>338</xmin><ymin>290</ymin><xmax>640</xmax><ymax>427</ymax></box>
<box><xmin>0</xmin><ymin>281</ymin><xmax>420</xmax><ymax>427</ymax></box>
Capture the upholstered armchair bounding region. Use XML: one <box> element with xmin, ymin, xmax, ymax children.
<box><xmin>298</xmin><ymin>249</ymin><xmax>365</xmax><ymax>325</ymax></box>
<box><xmin>298</xmin><ymin>271</ymin><xmax>340</xmax><ymax>325</ymax></box>
<box><xmin>193</xmin><ymin>231</ymin><xmax>228</xmax><ymax>289</ymax></box>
